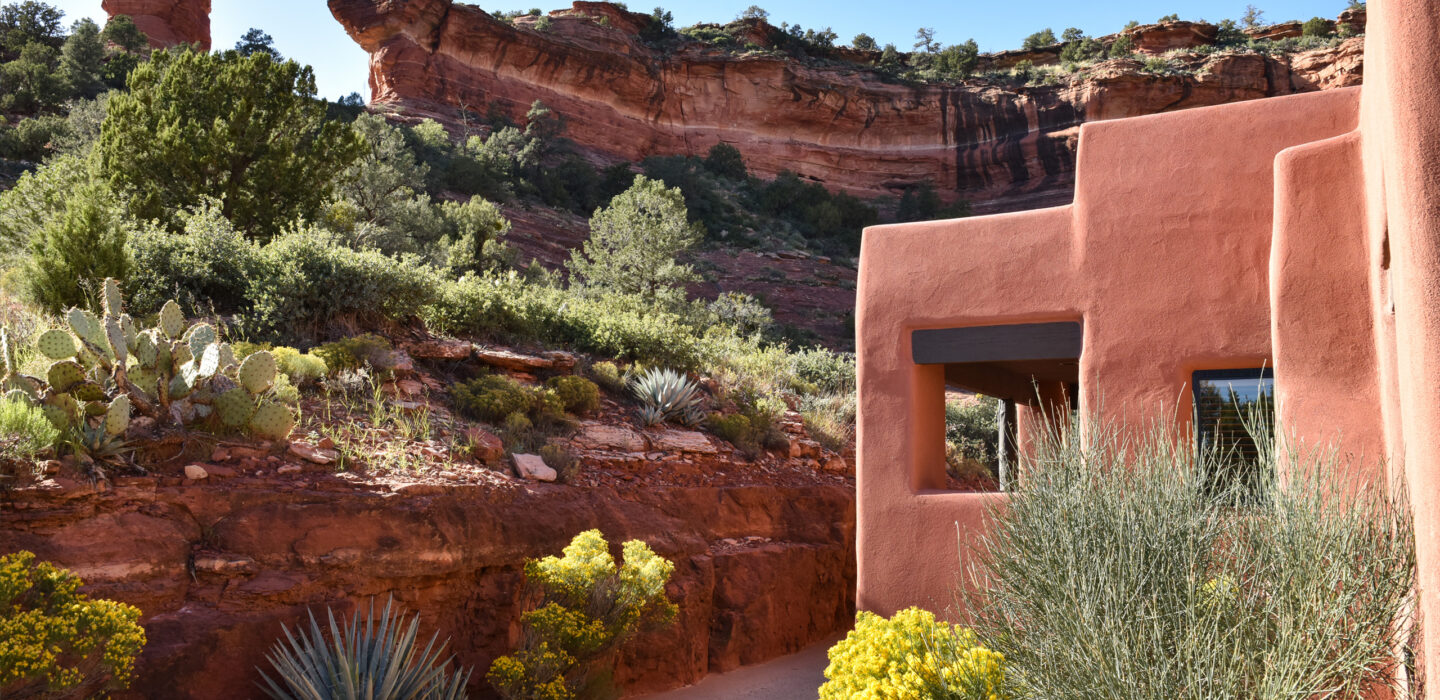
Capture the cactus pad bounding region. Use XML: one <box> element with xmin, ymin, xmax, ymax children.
<box><xmin>215</xmin><ymin>388</ymin><xmax>256</xmax><ymax>427</ymax></box>
<box><xmin>186</xmin><ymin>324</ymin><xmax>217</xmax><ymax>362</ymax></box>
<box><xmin>36</xmin><ymin>329</ymin><xmax>76</xmax><ymax>360</ymax></box>
<box><xmin>3</xmin><ymin>388</ymin><xmax>30</xmax><ymax>405</ymax></box>
<box><xmin>130</xmin><ymin>367</ymin><xmax>158</xmax><ymax>398</ymax></box>
<box><xmin>1</xmin><ymin>327</ymin><xmax>14</xmax><ymax>374</ymax></box>
<box><xmin>102</xmin><ymin>278</ymin><xmax>123</xmax><ymax>317</ymax></box>
<box><xmin>198</xmin><ymin>343</ymin><xmax>220</xmax><ymax>379</ymax></box>
<box><xmin>218</xmin><ymin>343</ymin><xmax>237</xmax><ymax>371</ymax></box>
<box><xmin>133</xmin><ymin>331</ymin><xmax>158</xmax><ymax>367</ymax></box>
<box><xmin>85</xmin><ymin>400</ymin><xmax>108</xmax><ymax>417</ymax></box>
<box><xmin>120</xmin><ymin>313</ymin><xmax>137</xmax><ymax>347</ymax></box>
<box><xmin>159</xmin><ymin>300</ymin><xmax>186</xmax><ymax>339</ymax></box>
<box><xmin>238</xmin><ymin>351</ymin><xmax>278</xmax><ymax>395</ymax></box>
<box><xmin>168</xmin><ymin>374</ymin><xmax>193</xmax><ymax>400</ymax></box>
<box><xmin>41</xmin><ymin>403</ymin><xmax>70</xmax><ymax>430</ymax></box>
<box><xmin>46</xmin><ymin>360</ymin><xmax>87</xmax><ymax>392</ymax></box>
<box><xmin>71</xmin><ymin>381</ymin><xmax>106</xmax><ymax>402</ymax></box>
<box><xmin>105</xmin><ymin>316</ymin><xmax>128</xmax><ymax>366</ymax></box>
<box><xmin>249</xmin><ymin>402</ymin><xmax>294</xmax><ymax>441</ymax></box>
<box><xmin>104</xmin><ymin>395</ymin><xmax>130</xmax><ymax>436</ymax></box>
<box><xmin>4</xmin><ymin>373</ymin><xmax>41</xmax><ymax>399</ymax></box>
<box><xmin>67</xmin><ymin>309</ymin><xmax>110</xmax><ymax>360</ymax></box>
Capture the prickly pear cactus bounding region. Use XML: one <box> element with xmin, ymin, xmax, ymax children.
<box><xmin>36</xmin><ymin>329</ymin><xmax>76</xmax><ymax>360</ymax></box>
<box><xmin>1</xmin><ymin>327</ymin><xmax>14</xmax><ymax>375</ymax></box>
<box><xmin>249</xmin><ymin>402</ymin><xmax>294</xmax><ymax>440</ymax></box>
<box><xmin>46</xmin><ymin>361</ymin><xmax>86</xmax><ymax>392</ymax></box>
<box><xmin>215</xmin><ymin>388</ymin><xmax>256</xmax><ymax>427</ymax></box>
<box><xmin>238</xmin><ymin>351</ymin><xmax>277</xmax><ymax>395</ymax></box>
<box><xmin>104</xmin><ymin>395</ymin><xmax>130</xmax><ymax>437</ymax></box>
<box><xmin>185</xmin><ymin>324</ymin><xmax>217</xmax><ymax>362</ymax></box>
<box><xmin>105</xmin><ymin>316</ymin><xmax>128</xmax><ymax>366</ymax></box>
<box><xmin>159</xmin><ymin>301</ymin><xmax>186</xmax><ymax>340</ymax></box>
<box><xmin>102</xmin><ymin>278</ymin><xmax>124</xmax><ymax>317</ymax></box>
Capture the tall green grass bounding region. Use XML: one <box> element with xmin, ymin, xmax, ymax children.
<box><xmin>962</xmin><ymin>417</ymin><xmax>1416</xmax><ymax>699</ymax></box>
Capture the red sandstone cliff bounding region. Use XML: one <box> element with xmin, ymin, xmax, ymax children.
<box><xmin>328</xmin><ymin>0</ymin><xmax>1364</xmax><ymax>210</ymax></box>
<box><xmin>102</xmin><ymin>0</ymin><xmax>211</xmax><ymax>50</ymax></box>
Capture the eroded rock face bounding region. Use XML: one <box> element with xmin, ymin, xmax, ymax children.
<box><xmin>4</xmin><ymin>476</ymin><xmax>855</xmax><ymax>698</ymax></box>
<box><xmin>327</xmin><ymin>0</ymin><xmax>1364</xmax><ymax>209</ymax></box>
<box><xmin>101</xmin><ymin>0</ymin><xmax>210</xmax><ymax>50</ymax></box>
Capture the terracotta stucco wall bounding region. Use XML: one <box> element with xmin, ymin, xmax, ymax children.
<box><xmin>856</xmin><ymin>88</ymin><xmax>1358</xmax><ymax>617</ymax></box>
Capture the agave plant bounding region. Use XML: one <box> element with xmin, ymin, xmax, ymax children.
<box><xmin>630</xmin><ymin>367</ymin><xmax>704</xmax><ymax>427</ymax></box>
<box><xmin>258</xmin><ymin>597</ymin><xmax>472</xmax><ymax>700</ymax></box>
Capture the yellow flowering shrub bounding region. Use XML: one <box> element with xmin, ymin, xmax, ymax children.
<box><xmin>820</xmin><ymin>607</ymin><xmax>1009</xmax><ymax>700</ymax></box>
<box><xmin>0</xmin><ymin>551</ymin><xmax>147</xmax><ymax>697</ymax></box>
<box><xmin>487</xmin><ymin>529</ymin><xmax>677</xmax><ymax>700</ymax></box>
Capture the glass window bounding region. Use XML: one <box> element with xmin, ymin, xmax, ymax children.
<box><xmin>1193</xmin><ymin>368</ymin><xmax>1274</xmax><ymax>494</ymax></box>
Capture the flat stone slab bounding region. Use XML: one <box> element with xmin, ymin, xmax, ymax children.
<box><xmin>648</xmin><ymin>429</ymin><xmax>719</xmax><ymax>455</ymax></box>
<box><xmin>475</xmin><ymin>347</ymin><xmax>555</xmax><ymax>371</ymax></box>
<box><xmin>405</xmin><ymin>340</ymin><xmax>472</xmax><ymax>360</ymax></box>
<box><xmin>512</xmin><ymin>453</ymin><xmax>557</xmax><ymax>482</ymax></box>
<box><xmin>575</xmin><ymin>422</ymin><xmax>646</xmax><ymax>452</ymax></box>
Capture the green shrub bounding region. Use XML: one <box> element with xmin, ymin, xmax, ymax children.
<box><xmin>423</xmin><ymin>274</ymin><xmax>705</xmax><ymax>370</ymax></box>
<box><xmin>567</xmin><ymin>174</ymin><xmax>702</xmax><ymax>308</ymax></box>
<box><xmin>0</xmin><ymin>551</ymin><xmax>147</xmax><ymax>698</ymax></box>
<box><xmin>0</xmin><ymin>395</ymin><xmax>60</xmax><ymax>481</ymax></box>
<box><xmin>820</xmin><ymin>607</ymin><xmax>1009</xmax><ymax>699</ymax></box>
<box><xmin>539</xmin><ymin>442</ymin><xmax>579</xmax><ymax>483</ymax></box>
<box><xmin>24</xmin><ymin>180</ymin><xmax>132</xmax><ymax>313</ymax></box>
<box><xmin>945</xmin><ymin>397</ymin><xmax>997</xmax><ymax>468</ymax></box>
<box><xmin>1301</xmin><ymin>16</ymin><xmax>1333</xmax><ymax>37</ymax></box>
<box><xmin>0</xmin><ymin>152</ymin><xmax>92</xmax><ymax>255</ymax></box>
<box><xmin>702</xmin><ymin>142</ymin><xmax>747</xmax><ymax>180</ymax></box>
<box><xmin>1108</xmin><ymin>34</ymin><xmax>1135</xmax><ymax>56</ymax></box>
<box><xmin>97</xmin><ymin>47</ymin><xmax>364</xmax><ymax>239</ymax></box>
<box><xmin>546</xmin><ymin>375</ymin><xmax>599</xmax><ymax>415</ymax></box>
<box><xmin>963</xmin><ymin>419</ymin><xmax>1416</xmax><ymax>697</ymax></box>
<box><xmin>0</xmin><ymin>114</ymin><xmax>67</xmax><ymax>161</ymax></box>
<box><xmin>487</xmin><ymin>530</ymin><xmax>676</xmax><ymax>700</ymax></box>
<box><xmin>799</xmin><ymin>391</ymin><xmax>855</xmax><ymax>453</ymax></box>
<box><xmin>453</xmin><ymin>373</ymin><xmax>534</xmax><ymax>423</ymax></box>
<box><xmin>588</xmin><ymin>360</ymin><xmax>626</xmax><ymax>394</ymax></box>
<box><xmin>124</xmin><ymin>201</ymin><xmax>263</xmax><ymax>316</ymax></box>
<box><xmin>706</xmin><ymin>412</ymin><xmax>758</xmax><ymax>456</ymax></box>
<box><xmin>242</xmin><ymin>227</ymin><xmax>440</xmax><ymax>342</ymax></box>
<box><xmin>312</xmin><ymin>333</ymin><xmax>394</xmax><ymax>373</ymax></box>
<box><xmin>271</xmin><ymin>346</ymin><xmax>329</xmax><ymax>383</ymax></box>
<box><xmin>259</xmin><ymin>598</ymin><xmax>470</xmax><ymax>700</ymax></box>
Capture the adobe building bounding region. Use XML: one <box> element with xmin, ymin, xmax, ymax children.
<box><xmin>854</xmin><ymin>0</ymin><xmax>1440</xmax><ymax>688</ymax></box>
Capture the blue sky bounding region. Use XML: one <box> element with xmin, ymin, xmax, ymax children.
<box><xmin>51</xmin><ymin>0</ymin><xmax>1353</xmax><ymax>100</ymax></box>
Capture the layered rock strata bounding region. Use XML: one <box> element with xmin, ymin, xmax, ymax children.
<box><xmin>328</xmin><ymin>0</ymin><xmax>1365</xmax><ymax>208</ymax></box>
<box><xmin>5</xmin><ymin>476</ymin><xmax>854</xmax><ymax>698</ymax></box>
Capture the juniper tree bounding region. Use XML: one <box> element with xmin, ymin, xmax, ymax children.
<box><xmin>96</xmin><ymin>47</ymin><xmax>364</xmax><ymax>240</ymax></box>
<box><xmin>567</xmin><ymin>175</ymin><xmax>701</xmax><ymax>307</ymax></box>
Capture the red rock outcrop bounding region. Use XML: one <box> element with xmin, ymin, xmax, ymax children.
<box><xmin>102</xmin><ymin>0</ymin><xmax>211</xmax><ymax>50</ymax></box>
<box><xmin>4</xmin><ymin>476</ymin><xmax>854</xmax><ymax>698</ymax></box>
<box><xmin>328</xmin><ymin>0</ymin><xmax>1364</xmax><ymax>210</ymax></box>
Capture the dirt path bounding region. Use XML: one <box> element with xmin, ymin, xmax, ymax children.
<box><xmin>634</xmin><ymin>636</ymin><xmax>840</xmax><ymax>700</ymax></box>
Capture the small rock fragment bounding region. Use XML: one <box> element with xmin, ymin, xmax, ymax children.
<box><xmin>184</xmin><ymin>464</ymin><xmax>209</xmax><ymax>480</ymax></box>
<box><xmin>288</xmin><ymin>442</ymin><xmax>338</xmax><ymax>465</ymax></box>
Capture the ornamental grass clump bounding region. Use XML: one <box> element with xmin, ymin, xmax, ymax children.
<box><xmin>487</xmin><ymin>529</ymin><xmax>676</xmax><ymax>700</ymax></box>
<box><xmin>0</xmin><ymin>551</ymin><xmax>147</xmax><ymax>698</ymax></box>
<box><xmin>820</xmin><ymin>606</ymin><xmax>1010</xmax><ymax>700</ymax></box>
<box><xmin>258</xmin><ymin>597</ymin><xmax>471</xmax><ymax>700</ymax></box>
<box><xmin>962</xmin><ymin>416</ymin><xmax>1416</xmax><ymax>699</ymax></box>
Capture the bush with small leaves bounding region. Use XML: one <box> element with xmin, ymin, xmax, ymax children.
<box><xmin>0</xmin><ymin>393</ymin><xmax>59</xmax><ymax>482</ymax></box>
<box><xmin>588</xmin><ymin>361</ymin><xmax>626</xmax><ymax>394</ymax></box>
<box><xmin>546</xmin><ymin>375</ymin><xmax>599</xmax><ymax>415</ymax></box>
<box><xmin>312</xmin><ymin>333</ymin><xmax>393</xmax><ymax>373</ymax></box>
<box><xmin>820</xmin><ymin>607</ymin><xmax>1008</xmax><ymax>700</ymax></box>
<box><xmin>453</xmin><ymin>373</ymin><xmax>534</xmax><ymax>424</ymax></box>
<box><xmin>487</xmin><ymin>530</ymin><xmax>676</xmax><ymax>700</ymax></box>
<box><xmin>539</xmin><ymin>442</ymin><xmax>580</xmax><ymax>483</ymax></box>
<box><xmin>0</xmin><ymin>551</ymin><xmax>147</xmax><ymax>698</ymax></box>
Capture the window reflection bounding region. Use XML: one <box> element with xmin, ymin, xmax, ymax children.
<box><xmin>1193</xmin><ymin>368</ymin><xmax>1274</xmax><ymax>496</ymax></box>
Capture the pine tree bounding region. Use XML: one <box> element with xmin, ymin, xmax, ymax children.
<box><xmin>567</xmin><ymin>175</ymin><xmax>701</xmax><ymax>306</ymax></box>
